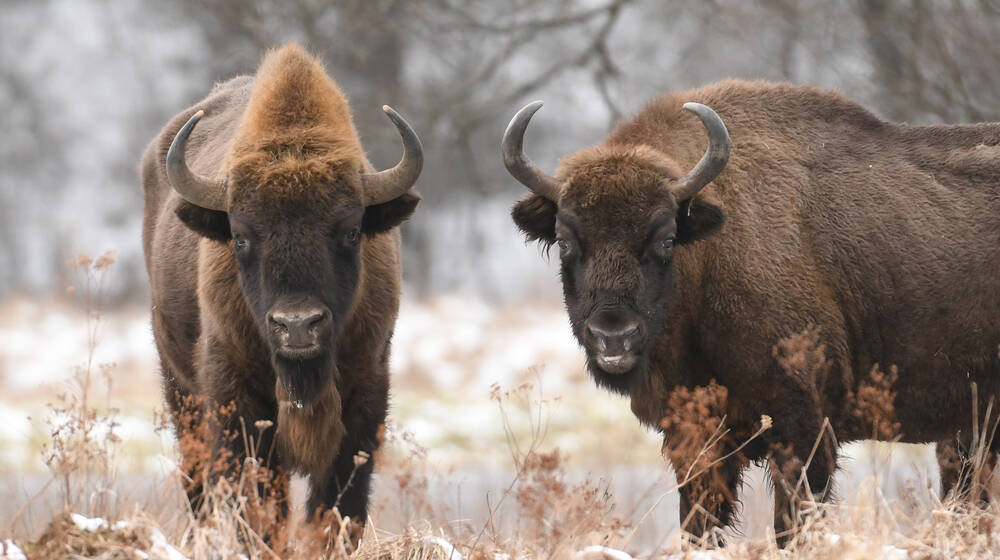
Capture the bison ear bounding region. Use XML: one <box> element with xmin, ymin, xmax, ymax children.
<box><xmin>512</xmin><ymin>194</ymin><xmax>557</xmax><ymax>245</ymax></box>
<box><xmin>175</xmin><ymin>200</ymin><xmax>231</xmax><ymax>242</ymax></box>
<box><xmin>362</xmin><ymin>191</ymin><xmax>421</xmax><ymax>236</ymax></box>
<box><xmin>676</xmin><ymin>195</ymin><xmax>724</xmax><ymax>244</ymax></box>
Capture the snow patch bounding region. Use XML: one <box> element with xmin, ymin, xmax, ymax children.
<box><xmin>0</xmin><ymin>540</ymin><xmax>26</xmax><ymax>560</ymax></box>
<box><xmin>148</xmin><ymin>527</ymin><xmax>190</xmax><ymax>560</ymax></box>
<box><xmin>70</xmin><ymin>512</ymin><xmax>108</xmax><ymax>532</ymax></box>
<box><xmin>421</xmin><ymin>536</ymin><xmax>463</xmax><ymax>560</ymax></box>
<box><xmin>575</xmin><ymin>545</ymin><xmax>635</xmax><ymax>560</ymax></box>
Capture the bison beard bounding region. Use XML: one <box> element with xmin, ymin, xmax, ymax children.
<box><xmin>272</xmin><ymin>352</ymin><xmax>337</xmax><ymax>410</ymax></box>
<box><xmin>584</xmin><ymin>353</ymin><xmax>646</xmax><ymax>396</ymax></box>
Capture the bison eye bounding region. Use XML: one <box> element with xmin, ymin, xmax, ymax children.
<box><xmin>344</xmin><ymin>228</ymin><xmax>361</xmax><ymax>245</ymax></box>
<box><xmin>556</xmin><ymin>238</ymin><xmax>569</xmax><ymax>256</ymax></box>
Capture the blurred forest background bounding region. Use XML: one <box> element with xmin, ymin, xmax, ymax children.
<box><xmin>4</xmin><ymin>0</ymin><xmax>1000</xmax><ymax>304</ymax></box>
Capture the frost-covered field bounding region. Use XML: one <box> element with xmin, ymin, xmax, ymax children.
<box><xmin>0</xmin><ymin>295</ymin><xmax>972</xmax><ymax>557</ymax></box>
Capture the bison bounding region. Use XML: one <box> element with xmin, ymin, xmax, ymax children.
<box><xmin>140</xmin><ymin>44</ymin><xmax>421</xmax><ymax>527</ymax></box>
<box><xmin>502</xmin><ymin>79</ymin><xmax>1000</xmax><ymax>539</ymax></box>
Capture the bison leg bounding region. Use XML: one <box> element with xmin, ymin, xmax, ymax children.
<box><xmin>206</xmin><ymin>399</ymin><xmax>290</xmax><ymax>547</ymax></box>
<box><xmin>153</xmin><ymin>320</ymin><xmax>207</xmax><ymax>512</ymax></box>
<box><xmin>306</xmin><ymin>356</ymin><xmax>388</xmax><ymax>536</ymax></box>
<box><xmin>188</xmin><ymin>390</ymin><xmax>289</xmax><ymax>532</ymax></box>
<box><xmin>672</xmin><ymin>443</ymin><xmax>748</xmax><ymax>541</ymax></box>
<box><xmin>171</xmin><ymin>392</ymin><xmax>207</xmax><ymax>514</ymax></box>
<box><xmin>159</xmin><ymin>365</ymin><xmax>209</xmax><ymax>514</ymax></box>
<box><xmin>936</xmin><ymin>436</ymin><xmax>996</xmax><ymax>504</ymax></box>
<box><xmin>766</xmin><ymin>426</ymin><xmax>837</xmax><ymax>545</ymax></box>
<box><xmin>307</xmin><ymin>422</ymin><xmax>380</xmax><ymax>524</ymax></box>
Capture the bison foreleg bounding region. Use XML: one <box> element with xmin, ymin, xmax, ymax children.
<box><xmin>765</xmin><ymin>419</ymin><xmax>836</xmax><ymax>545</ymax></box>
<box><xmin>936</xmin><ymin>435</ymin><xmax>997</xmax><ymax>505</ymax></box>
<box><xmin>307</xmin><ymin>421</ymin><xmax>380</xmax><ymax>525</ymax></box>
<box><xmin>200</xmin><ymin>396</ymin><xmax>289</xmax><ymax>524</ymax></box>
<box><xmin>672</xmin><ymin>442</ymin><xmax>748</xmax><ymax>542</ymax></box>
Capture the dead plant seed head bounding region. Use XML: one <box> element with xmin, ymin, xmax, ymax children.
<box><xmin>93</xmin><ymin>250</ymin><xmax>117</xmax><ymax>270</ymax></box>
<box><xmin>354</xmin><ymin>451</ymin><xmax>370</xmax><ymax>467</ymax></box>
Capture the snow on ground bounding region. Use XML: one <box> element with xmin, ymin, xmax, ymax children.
<box><xmin>70</xmin><ymin>512</ymin><xmax>109</xmax><ymax>532</ymax></box>
<box><xmin>0</xmin><ymin>540</ymin><xmax>25</xmax><ymax>560</ymax></box>
<box><xmin>389</xmin><ymin>294</ymin><xmax>588</xmax><ymax>393</ymax></box>
<box><xmin>0</xmin><ymin>297</ymin><xmax>158</xmax><ymax>394</ymax></box>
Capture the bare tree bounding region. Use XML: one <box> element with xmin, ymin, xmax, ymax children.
<box><xmin>856</xmin><ymin>0</ymin><xmax>1000</xmax><ymax>123</ymax></box>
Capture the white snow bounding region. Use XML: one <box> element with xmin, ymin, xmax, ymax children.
<box><xmin>0</xmin><ymin>540</ymin><xmax>26</xmax><ymax>560</ymax></box>
<box><xmin>823</xmin><ymin>533</ymin><xmax>910</xmax><ymax>559</ymax></box>
<box><xmin>70</xmin><ymin>512</ymin><xmax>108</xmax><ymax>532</ymax></box>
<box><xmin>389</xmin><ymin>295</ymin><xmax>585</xmax><ymax>394</ymax></box>
<box><xmin>837</xmin><ymin>441</ymin><xmax>939</xmax><ymax>507</ymax></box>
<box><xmin>148</xmin><ymin>527</ymin><xmax>191</xmax><ymax>560</ymax></box>
<box><xmin>575</xmin><ymin>545</ymin><xmax>635</xmax><ymax>560</ymax></box>
<box><xmin>574</xmin><ymin>546</ymin><xmax>743</xmax><ymax>560</ymax></box>
<box><xmin>0</xmin><ymin>299</ymin><xmax>156</xmax><ymax>393</ymax></box>
<box><xmin>421</xmin><ymin>536</ymin><xmax>463</xmax><ymax>560</ymax></box>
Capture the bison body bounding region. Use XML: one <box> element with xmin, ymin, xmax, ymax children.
<box><xmin>504</xmin><ymin>79</ymin><xmax>1000</xmax><ymax>537</ymax></box>
<box><xmin>141</xmin><ymin>44</ymin><xmax>421</xmax><ymax>525</ymax></box>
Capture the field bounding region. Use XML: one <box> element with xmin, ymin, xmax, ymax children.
<box><xmin>0</xmin><ymin>262</ymin><xmax>998</xmax><ymax>559</ymax></box>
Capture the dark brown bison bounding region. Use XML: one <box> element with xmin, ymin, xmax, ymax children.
<box><xmin>502</xmin><ymin>79</ymin><xmax>1000</xmax><ymax>539</ymax></box>
<box><xmin>140</xmin><ymin>44</ymin><xmax>421</xmax><ymax>526</ymax></box>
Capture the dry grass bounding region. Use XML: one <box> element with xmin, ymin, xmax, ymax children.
<box><xmin>2</xmin><ymin>262</ymin><xmax>1000</xmax><ymax>559</ymax></box>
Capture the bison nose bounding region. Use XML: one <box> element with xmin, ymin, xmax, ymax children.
<box><xmin>267</xmin><ymin>307</ymin><xmax>330</xmax><ymax>350</ymax></box>
<box><xmin>583</xmin><ymin>315</ymin><xmax>644</xmax><ymax>374</ymax></box>
<box><xmin>585</xmin><ymin>321</ymin><xmax>642</xmax><ymax>355</ymax></box>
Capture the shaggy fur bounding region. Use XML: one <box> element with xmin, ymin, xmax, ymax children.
<box><xmin>511</xmin><ymin>79</ymin><xmax>1000</xmax><ymax>538</ymax></box>
<box><xmin>140</xmin><ymin>44</ymin><xmax>418</xmax><ymax>525</ymax></box>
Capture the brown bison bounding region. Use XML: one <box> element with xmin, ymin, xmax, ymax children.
<box><xmin>502</xmin><ymin>80</ymin><xmax>1000</xmax><ymax>538</ymax></box>
<box><xmin>140</xmin><ymin>44</ymin><xmax>421</xmax><ymax>525</ymax></box>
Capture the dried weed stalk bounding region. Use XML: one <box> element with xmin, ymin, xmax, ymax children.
<box><xmin>13</xmin><ymin>251</ymin><xmax>123</xmax><ymax>527</ymax></box>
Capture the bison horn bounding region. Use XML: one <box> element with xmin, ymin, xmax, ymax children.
<box><xmin>166</xmin><ymin>110</ymin><xmax>229</xmax><ymax>212</ymax></box>
<box><xmin>361</xmin><ymin>106</ymin><xmax>424</xmax><ymax>206</ymax></box>
<box><xmin>671</xmin><ymin>102</ymin><xmax>731</xmax><ymax>202</ymax></box>
<box><xmin>501</xmin><ymin>101</ymin><xmax>562</xmax><ymax>202</ymax></box>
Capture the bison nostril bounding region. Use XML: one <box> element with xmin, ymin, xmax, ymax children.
<box><xmin>267</xmin><ymin>312</ymin><xmax>288</xmax><ymax>332</ymax></box>
<box><xmin>621</xmin><ymin>324</ymin><xmax>641</xmax><ymax>349</ymax></box>
<box><xmin>305</xmin><ymin>310</ymin><xmax>328</xmax><ymax>330</ymax></box>
<box><xmin>585</xmin><ymin>324</ymin><xmax>608</xmax><ymax>352</ymax></box>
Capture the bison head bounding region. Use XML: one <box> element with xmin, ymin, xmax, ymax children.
<box><xmin>502</xmin><ymin>101</ymin><xmax>729</xmax><ymax>394</ymax></box>
<box><xmin>166</xmin><ymin>105</ymin><xmax>421</xmax><ymax>409</ymax></box>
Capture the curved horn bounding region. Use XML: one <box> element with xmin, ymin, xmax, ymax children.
<box><xmin>501</xmin><ymin>101</ymin><xmax>561</xmax><ymax>201</ymax></box>
<box><xmin>361</xmin><ymin>106</ymin><xmax>424</xmax><ymax>206</ymax></box>
<box><xmin>166</xmin><ymin>110</ymin><xmax>228</xmax><ymax>212</ymax></box>
<box><xmin>671</xmin><ymin>102</ymin><xmax>731</xmax><ymax>201</ymax></box>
